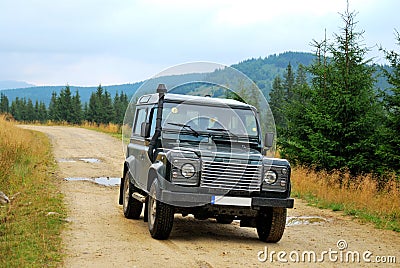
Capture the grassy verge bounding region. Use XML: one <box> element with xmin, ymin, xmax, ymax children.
<box><xmin>0</xmin><ymin>116</ymin><xmax>66</xmax><ymax>267</ymax></box>
<box><xmin>79</xmin><ymin>121</ymin><xmax>122</xmax><ymax>139</ymax></box>
<box><xmin>291</xmin><ymin>166</ymin><xmax>400</xmax><ymax>232</ymax></box>
<box><xmin>35</xmin><ymin>120</ymin><xmax>123</xmax><ymax>139</ymax></box>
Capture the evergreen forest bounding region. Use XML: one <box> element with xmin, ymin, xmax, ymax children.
<box><xmin>0</xmin><ymin>85</ymin><xmax>129</xmax><ymax>125</ymax></box>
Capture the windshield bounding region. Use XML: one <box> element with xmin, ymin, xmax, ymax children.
<box><xmin>160</xmin><ymin>102</ymin><xmax>259</xmax><ymax>137</ymax></box>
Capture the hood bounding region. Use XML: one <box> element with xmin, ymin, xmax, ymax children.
<box><xmin>173</xmin><ymin>143</ymin><xmax>263</xmax><ymax>162</ymax></box>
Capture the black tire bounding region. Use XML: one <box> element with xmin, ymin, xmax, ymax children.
<box><xmin>256</xmin><ymin>207</ymin><xmax>287</xmax><ymax>243</ymax></box>
<box><xmin>216</xmin><ymin>215</ymin><xmax>234</xmax><ymax>224</ymax></box>
<box><xmin>147</xmin><ymin>180</ymin><xmax>174</xmax><ymax>240</ymax></box>
<box><xmin>122</xmin><ymin>173</ymin><xmax>143</xmax><ymax>219</ymax></box>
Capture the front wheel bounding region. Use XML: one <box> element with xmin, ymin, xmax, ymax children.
<box><xmin>122</xmin><ymin>173</ymin><xmax>143</xmax><ymax>219</ymax></box>
<box><xmin>256</xmin><ymin>207</ymin><xmax>287</xmax><ymax>243</ymax></box>
<box><xmin>147</xmin><ymin>180</ymin><xmax>175</xmax><ymax>240</ymax></box>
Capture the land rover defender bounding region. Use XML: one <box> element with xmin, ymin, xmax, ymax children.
<box><xmin>119</xmin><ymin>84</ymin><xmax>294</xmax><ymax>242</ymax></box>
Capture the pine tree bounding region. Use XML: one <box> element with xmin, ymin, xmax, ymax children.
<box><xmin>48</xmin><ymin>91</ymin><xmax>59</xmax><ymax>121</ymax></box>
<box><xmin>112</xmin><ymin>92</ymin><xmax>127</xmax><ymax>124</ymax></box>
<box><xmin>0</xmin><ymin>93</ymin><xmax>9</xmax><ymax>113</ymax></box>
<box><xmin>280</xmin><ymin>6</ymin><xmax>382</xmax><ymax>174</ymax></box>
<box><xmin>88</xmin><ymin>85</ymin><xmax>103</xmax><ymax>124</ymax></box>
<box><xmin>34</xmin><ymin>100</ymin><xmax>40</xmax><ymax>121</ymax></box>
<box><xmin>118</xmin><ymin>92</ymin><xmax>129</xmax><ymax>124</ymax></box>
<box><xmin>269</xmin><ymin>76</ymin><xmax>286</xmax><ymax>131</ymax></box>
<box><xmin>83</xmin><ymin>102</ymin><xmax>89</xmax><ymax>121</ymax></box>
<box><xmin>323</xmin><ymin>7</ymin><xmax>381</xmax><ymax>174</ymax></box>
<box><xmin>26</xmin><ymin>99</ymin><xmax>35</xmax><ymax>121</ymax></box>
<box><xmin>279</xmin><ymin>66</ymin><xmax>314</xmax><ymax>166</ymax></box>
<box><xmin>283</xmin><ymin>63</ymin><xmax>295</xmax><ymax>101</ymax></box>
<box><xmin>379</xmin><ymin>30</ymin><xmax>400</xmax><ymax>173</ymax></box>
<box><xmin>120</xmin><ymin>92</ymin><xmax>129</xmax><ymax>122</ymax></box>
<box><xmin>10</xmin><ymin>98</ymin><xmax>19</xmax><ymax>120</ymax></box>
<box><xmin>71</xmin><ymin>91</ymin><xmax>83</xmax><ymax>124</ymax></box>
<box><xmin>58</xmin><ymin>85</ymin><xmax>73</xmax><ymax>123</ymax></box>
<box><xmin>101</xmin><ymin>90</ymin><xmax>113</xmax><ymax>124</ymax></box>
<box><xmin>10</xmin><ymin>98</ymin><xmax>20</xmax><ymax>120</ymax></box>
<box><xmin>38</xmin><ymin>101</ymin><xmax>47</xmax><ymax>123</ymax></box>
<box><xmin>295</xmin><ymin>64</ymin><xmax>308</xmax><ymax>86</ymax></box>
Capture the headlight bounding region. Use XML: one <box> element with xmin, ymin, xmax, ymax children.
<box><xmin>264</xmin><ymin>170</ymin><xmax>277</xmax><ymax>184</ymax></box>
<box><xmin>181</xmin><ymin>163</ymin><xmax>195</xmax><ymax>178</ymax></box>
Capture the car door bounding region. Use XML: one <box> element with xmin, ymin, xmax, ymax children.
<box><xmin>128</xmin><ymin>105</ymin><xmax>152</xmax><ymax>190</ymax></box>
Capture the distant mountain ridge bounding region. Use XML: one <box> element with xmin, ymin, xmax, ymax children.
<box><xmin>0</xmin><ymin>80</ymin><xmax>35</xmax><ymax>90</ymax></box>
<box><xmin>0</xmin><ymin>51</ymin><xmax>391</xmax><ymax>106</ymax></box>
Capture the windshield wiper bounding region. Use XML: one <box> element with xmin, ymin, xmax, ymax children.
<box><xmin>167</xmin><ymin>122</ymin><xmax>199</xmax><ymax>137</ymax></box>
<box><xmin>207</xmin><ymin>128</ymin><xmax>238</xmax><ymax>138</ymax></box>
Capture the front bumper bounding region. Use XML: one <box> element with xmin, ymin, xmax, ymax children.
<box><xmin>159</xmin><ymin>189</ymin><xmax>294</xmax><ymax>208</ymax></box>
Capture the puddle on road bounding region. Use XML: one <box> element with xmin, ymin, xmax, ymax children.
<box><xmin>57</xmin><ymin>157</ymin><xmax>101</xmax><ymax>163</ymax></box>
<box><xmin>286</xmin><ymin>216</ymin><xmax>329</xmax><ymax>226</ymax></box>
<box><xmin>64</xmin><ymin>177</ymin><xmax>120</xmax><ymax>186</ymax></box>
<box><xmin>79</xmin><ymin>158</ymin><xmax>101</xmax><ymax>163</ymax></box>
<box><xmin>58</xmin><ymin>158</ymin><xmax>77</xmax><ymax>163</ymax></box>
<box><xmin>94</xmin><ymin>177</ymin><xmax>121</xmax><ymax>186</ymax></box>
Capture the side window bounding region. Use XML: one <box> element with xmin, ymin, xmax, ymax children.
<box><xmin>149</xmin><ymin>107</ymin><xmax>157</xmax><ymax>137</ymax></box>
<box><xmin>133</xmin><ymin>108</ymin><xmax>147</xmax><ymax>135</ymax></box>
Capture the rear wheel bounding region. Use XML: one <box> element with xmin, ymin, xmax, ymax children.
<box><xmin>122</xmin><ymin>173</ymin><xmax>143</xmax><ymax>219</ymax></box>
<box><xmin>256</xmin><ymin>207</ymin><xmax>287</xmax><ymax>243</ymax></box>
<box><xmin>147</xmin><ymin>180</ymin><xmax>175</xmax><ymax>240</ymax></box>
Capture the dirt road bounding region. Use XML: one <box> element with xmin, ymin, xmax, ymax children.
<box><xmin>20</xmin><ymin>126</ymin><xmax>400</xmax><ymax>267</ymax></box>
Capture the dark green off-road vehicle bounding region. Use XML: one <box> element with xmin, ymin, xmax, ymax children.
<box><xmin>119</xmin><ymin>84</ymin><xmax>293</xmax><ymax>242</ymax></box>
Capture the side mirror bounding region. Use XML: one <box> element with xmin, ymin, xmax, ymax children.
<box><xmin>140</xmin><ymin>122</ymin><xmax>150</xmax><ymax>138</ymax></box>
<box><xmin>264</xmin><ymin>132</ymin><xmax>274</xmax><ymax>149</ymax></box>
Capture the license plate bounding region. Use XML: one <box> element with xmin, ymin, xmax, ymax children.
<box><xmin>211</xmin><ymin>196</ymin><xmax>251</xmax><ymax>206</ymax></box>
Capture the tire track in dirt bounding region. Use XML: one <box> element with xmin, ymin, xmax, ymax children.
<box><xmin>21</xmin><ymin>126</ymin><xmax>400</xmax><ymax>267</ymax></box>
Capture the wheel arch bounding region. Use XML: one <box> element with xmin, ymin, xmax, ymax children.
<box><xmin>147</xmin><ymin>167</ymin><xmax>159</xmax><ymax>192</ymax></box>
<box><xmin>119</xmin><ymin>161</ymin><xmax>131</xmax><ymax>205</ymax></box>
<box><xmin>146</xmin><ymin>161</ymin><xmax>166</xmax><ymax>192</ymax></box>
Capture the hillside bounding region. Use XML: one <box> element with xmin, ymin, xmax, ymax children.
<box><xmin>232</xmin><ymin>51</ymin><xmax>316</xmax><ymax>96</ymax></box>
<box><xmin>231</xmin><ymin>51</ymin><xmax>391</xmax><ymax>97</ymax></box>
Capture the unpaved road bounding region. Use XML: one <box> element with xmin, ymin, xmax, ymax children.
<box><xmin>20</xmin><ymin>126</ymin><xmax>400</xmax><ymax>267</ymax></box>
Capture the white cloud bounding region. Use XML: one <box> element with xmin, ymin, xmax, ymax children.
<box><xmin>214</xmin><ymin>0</ymin><xmax>343</xmax><ymax>27</ymax></box>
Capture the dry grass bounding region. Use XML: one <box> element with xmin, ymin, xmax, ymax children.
<box><xmin>0</xmin><ymin>115</ymin><xmax>65</xmax><ymax>266</ymax></box>
<box><xmin>26</xmin><ymin>120</ymin><xmax>122</xmax><ymax>139</ymax></box>
<box><xmin>291</xmin><ymin>166</ymin><xmax>400</xmax><ymax>231</ymax></box>
<box><xmin>79</xmin><ymin>121</ymin><xmax>121</xmax><ymax>135</ymax></box>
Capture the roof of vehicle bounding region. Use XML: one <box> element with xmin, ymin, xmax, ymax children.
<box><xmin>137</xmin><ymin>93</ymin><xmax>255</xmax><ymax>109</ymax></box>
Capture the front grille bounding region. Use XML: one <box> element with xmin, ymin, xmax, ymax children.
<box><xmin>200</xmin><ymin>159</ymin><xmax>262</xmax><ymax>191</ymax></box>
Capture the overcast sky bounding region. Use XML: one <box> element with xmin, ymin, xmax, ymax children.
<box><xmin>0</xmin><ymin>0</ymin><xmax>398</xmax><ymax>86</ymax></box>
